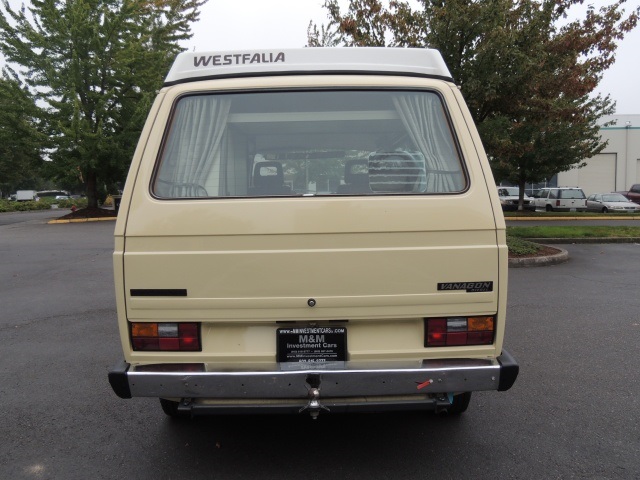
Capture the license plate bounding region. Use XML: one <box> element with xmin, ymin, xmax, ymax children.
<box><xmin>277</xmin><ymin>327</ymin><xmax>346</xmax><ymax>363</ymax></box>
<box><xmin>570</xmin><ymin>208</ymin><xmax>576</xmax><ymax>212</ymax></box>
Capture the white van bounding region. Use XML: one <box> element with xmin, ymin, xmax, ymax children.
<box><xmin>15</xmin><ymin>190</ymin><xmax>38</xmax><ymax>201</ymax></box>
<box><xmin>532</xmin><ymin>187</ymin><xmax>587</xmax><ymax>212</ymax></box>
<box><xmin>108</xmin><ymin>48</ymin><xmax>518</xmax><ymax>418</ymax></box>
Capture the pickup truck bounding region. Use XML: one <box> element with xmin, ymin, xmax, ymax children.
<box><xmin>619</xmin><ymin>184</ymin><xmax>640</xmax><ymax>204</ymax></box>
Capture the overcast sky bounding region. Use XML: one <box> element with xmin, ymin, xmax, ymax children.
<box><xmin>182</xmin><ymin>0</ymin><xmax>640</xmax><ymax>115</ymax></box>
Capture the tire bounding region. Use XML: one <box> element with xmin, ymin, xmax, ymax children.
<box><xmin>439</xmin><ymin>392</ymin><xmax>472</xmax><ymax>415</ymax></box>
<box><xmin>545</xmin><ymin>204</ymin><xmax>553</xmax><ymax>212</ymax></box>
<box><xmin>160</xmin><ymin>398</ymin><xmax>188</xmax><ymax>418</ymax></box>
<box><xmin>602</xmin><ymin>207</ymin><xmax>608</xmax><ymax>213</ymax></box>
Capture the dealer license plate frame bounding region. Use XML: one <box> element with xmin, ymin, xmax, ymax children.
<box><xmin>277</xmin><ymin>326</ymin><xmax>347</xmax><ymax>364</ymax></box>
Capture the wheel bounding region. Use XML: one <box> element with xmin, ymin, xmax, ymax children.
<box><xmin>545</xmin><ymin>204</ymin><xmax>553</xmax><ymax>212</ymax></box>
<box><xmin>602</xmin><ymin>207</ymin><xmax>608</xmax><ymax>213</ymax></box>
<box><xmin>160</xmin><ymin>398</ymin><xmax>188</xmax><ymax>418</ymax></box>
<box><xmin>439</xmin><ymin>392</ymin><xmax>472</xmax><ymax>415</ymax></box>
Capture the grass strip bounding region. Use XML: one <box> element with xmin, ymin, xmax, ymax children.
<box><xmin>502</xmin><ymin>211</ymin><xmax>639</xmax><ymax>217</ymax></box>
<box><xmin>507</xmin><ymin>226</ymin><xmax>640</xmax><ymax>239</ymax></box>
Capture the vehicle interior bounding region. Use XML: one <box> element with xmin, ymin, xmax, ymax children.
<box><xmin>153</xmin><ymin>90</ymin><xmax>467</xmax><ymax>198</ymax></box>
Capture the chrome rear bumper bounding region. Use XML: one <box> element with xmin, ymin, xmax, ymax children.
<box><xmin>109</xmin><ymin>351</ymin><xmax>518</xmax><ymax>404</ymax></box>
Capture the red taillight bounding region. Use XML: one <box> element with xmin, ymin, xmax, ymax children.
<box><xmin>130</xmin><ymin>322</ymin><xmax>201</xmax><ymax>351</ymax></box>
<box><xmin>131</xmin><ymin>337</ymin><xmax>159</xmax><ymax>350</ymax></box>
<box><xmin>426</xmin><ymin>318</ymin><xmax>447</xmax><ymax>346</ymax></box>
<box><xmin>424</xmin><ymin>316</ymin><xmax>495</xmax><ymax>347</ymax></box>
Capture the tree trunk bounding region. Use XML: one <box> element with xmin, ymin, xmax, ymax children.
<box><xmin>518</xmin><ymin>176</ymin><xmax>527</xmax><ymax>211</ymax></box>
<box><xmin>86</xmin><ymin>170</ymin><xmax>98</xmax><ymax>209</ymax></box>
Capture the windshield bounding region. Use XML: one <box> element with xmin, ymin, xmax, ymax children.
<box><xmin>602</xmin><ymin>194</ymin><xmax>628</xmax><ymax>202</ymax></box>
<box><xmin>498</xmin><ymin>187</ymin><xmax>530</xmax><ymax>198</ymax></box>
<box><xmin>153</xmin><ymin>90</ymin><xmax>466</xmax><ymax>198</ymax></box>
<box><xmin>502</xmin><ymin>187</ymin><xmax>520</xmax><ymax>196</ymax></box>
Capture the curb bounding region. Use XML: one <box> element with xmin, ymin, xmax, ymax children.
<box><xmin>509</xmin><ymin>245</ymin><xmax>569</xmax><ymax>268</ymax></box>
<box><xmin>522</xmin><ymin>237</ymin><xmax>640</xmax><ymax>244</ymax></box>
<box><xmin>507</xmin><ymin>237</ymin><xmax>640</xmax><ymax>268</ymax></box>
<box><xmin>48</xmin><ymin>216</ymin><xmax>117</xmax><ymax>224</ymax></box>
<box><xmin>507</xmin><ymin>215</ymin><xmax>640</xmax><ymax>221</ymax></box>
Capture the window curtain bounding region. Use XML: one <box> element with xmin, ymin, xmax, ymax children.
<box><xmin>157</xmin><ymin>96</ymin><xmax>232</xmax><ymax>197</ymax></box>
<box><xmin>392</xmin><ymin>94</ymin><xmax>463</xmax><ymax>192</ymax></box>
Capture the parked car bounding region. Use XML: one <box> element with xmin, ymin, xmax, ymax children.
<box><xmin>496</xmin><ymin>187</ymin><xmax>536</xmax><ymax>211</ymax></box>
<box><xmin>37</xmin><ymin>190</ymin><xmax>70</xmax><ymax>201</ymax></box>
<box><xmin>586</xmin><ymin>193</ymin><xmax>640</xmax><ymax>213</ymax></box>
<box><xmin>532</xmin><ymin>187</ymin><xmax>587</xmax><ymax>212</ymax></box>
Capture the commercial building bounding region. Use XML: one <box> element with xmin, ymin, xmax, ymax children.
<box><xmin>558</xmin><ymin>114</ymin><xmax>640</xmax><ymax>196</ymax></box>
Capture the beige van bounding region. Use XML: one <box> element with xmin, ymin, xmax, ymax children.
<box><xmin>108</xmin><ymin>48</ymin><xmax>518</xmax><ymax>418</ymax></box>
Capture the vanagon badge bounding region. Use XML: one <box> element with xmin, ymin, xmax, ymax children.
<box><xmin>438</xmin><ymin>282</ymin><xmax>493</xmax><ymax>293</ymax></box>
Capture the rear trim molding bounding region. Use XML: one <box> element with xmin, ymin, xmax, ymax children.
<box><xmin>130</xmin><ymin>289</ymin><xmax>187</xmax><ymax>297</ymax></box>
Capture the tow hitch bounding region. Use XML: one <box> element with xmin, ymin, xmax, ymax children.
<box><xmin>299</xmin><ymin>374</ymin><xmax>329</xmax><ymax>419</ymax></box>
<box><xmin>434</xmin><ymin>393</ymin><xmax>455</xmax><ymax>414</ymax></box>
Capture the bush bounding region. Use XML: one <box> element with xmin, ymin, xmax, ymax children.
<box><xmin>36</xmin><ymin>197</ymin><xmax>57</xmax><ymax>207</ymax></box>
<box><xmin>0</xmin><ymin>197</ymin><xmax>88</xmax><ymax>213</ymax></box>
<box><xmin>59</xmin><ymin>198</ymin><xmax>87</xmax><ymax>209</ymax></box>
<box><xmin>507</xmin><ymin>235</ymin><xmax>542</xmax><ymax>256</ymax></box>
<box><xmin>13</xmin><ymin>200</ymin><xmax>50</xmax><ymax>211</ymax></box>
<box><xmin>0</xmin><ymin>200</ymin><xmax>13</xmax><ymax>212</ymax></box>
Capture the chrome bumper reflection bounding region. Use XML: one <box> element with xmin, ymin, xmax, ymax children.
<box><xmin>109</xmin><ymin>351</ymin><xmax>518</xmax><ymax>400</ymax></box>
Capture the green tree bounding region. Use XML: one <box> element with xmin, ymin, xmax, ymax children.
<box><xmin>0</xmin><ymin>0</ymin><xmax>203</xmax><ymax>207</ymax></box>
<box><xmin>313</xmin><ymin>0</ymin><xmax>639</xmax><ymax>210</ymax></box>
<box><xmin>306</xmin><ymin>19</ymin><xmax>342</xmax><ymax>47</ymax></box>
<box><xmin>0</xmin><ymin>75</ymin><xmax>45</xmax><ymax>196</ymax></box>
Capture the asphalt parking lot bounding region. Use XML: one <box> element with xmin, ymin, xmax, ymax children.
<box><xmin>1</xmin><ymin>211</ymin><xmax>639</xmax><ymax>479</ymax></box>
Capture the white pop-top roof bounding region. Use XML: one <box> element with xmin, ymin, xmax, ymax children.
<box><xmin>164</xmin><ymin>47</ymin><xmax>453</xmax><ymax>85</ymax></box>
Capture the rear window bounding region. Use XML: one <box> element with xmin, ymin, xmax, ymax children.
<box><xmin>558</xmin><ymin>189</ymin><xmax>585</xmax><ymax>199</ymax></box>
<box><xmin>153</xmin><ymin>90</ymin><xmax>466</xmax><ymax>198</ymax></box>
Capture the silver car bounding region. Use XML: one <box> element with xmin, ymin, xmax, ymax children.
<box><xmin>586</xmin><ymin>193</ymin><xmax>640</xmax><ymax>213</ymax></box>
